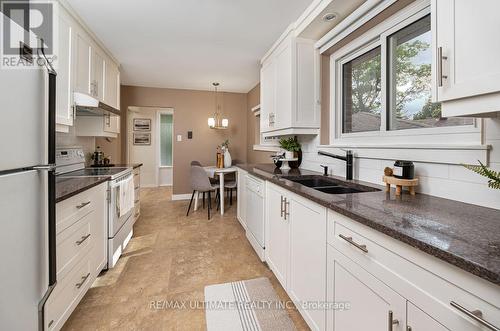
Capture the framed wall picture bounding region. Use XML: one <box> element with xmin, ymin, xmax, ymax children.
<box><xmin>133</xmin><ymin>118</ymin><xmax>151</xmax><ymax>131</ymax></box>
<box><xmin>133</xmin><ymin>132</ymin><xmax>151</xmax><ymax>145</ymax></box>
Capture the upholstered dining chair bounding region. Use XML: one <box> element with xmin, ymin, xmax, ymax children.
<box><xmin>186</xmin><ymin>165</ymin><xmax>219</xmax><ymax>220</ymax></box>
<box><xmin>190</xmin><ymin>160</ymin><xmax>218</xmax><ymax>209</ymax></box>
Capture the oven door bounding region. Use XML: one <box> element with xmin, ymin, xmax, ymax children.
<box><xmin>109</xmin><ymin>173</ymin><xmax>134</xmax><ymax>238</ymax></box>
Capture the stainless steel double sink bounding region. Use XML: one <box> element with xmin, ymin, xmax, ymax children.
<box><xmin>282</xmin><ymin>175</ymin><xmax>380</xmax><ymax>195</ymax></box>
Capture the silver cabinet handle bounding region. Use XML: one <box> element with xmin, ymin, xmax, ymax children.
<box><xmin>339</xmin><ymin>234</ymin><xmax>368</xmax><ymax>253</ymax></box>
<box><xmin>76</xmin><ymin>201</ymin><xmax>91</xmax><ymax>209</ymax></box>
<box><xmin>76</xmin><ymin>234</ymin><xmax>91</xmax><ymax>245</ymax></box>
<box><xmin>284</xmin><ymin>198</ymin><xmax>290</xmax><ymax>221</ymax></box>
<box><xmin>450</xmin><ymin>301</ymin><xmax>500</xmax><ymax>331</ymax></box>
<box><xmin>48</xmin><ymin>320</ymin><xmax>54</xmax><ymax>328</ymax></box>
<box><xmin>75</xmin><ymin>273</ymin><xmax>90</xmax><ymax>289</ymax></box>
<box><xmin>388</xmin><ymin>310</ymin><xmax>399</xmax><ymax>331</ymax></box>
<box><xmin>280</xmin><ymin>196</ymin><xmax>284</xmax><ymax>218</ymax></box>
<box><xmin>437</xmin><ymin>46</ymin><xmax>448</xmax><ymax>87</ymax></box>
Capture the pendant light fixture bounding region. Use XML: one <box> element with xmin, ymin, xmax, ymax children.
<box><xmin>208</xmin><ymin>82</ymin><xmax>228</xmax><ymax>129</ymax></box>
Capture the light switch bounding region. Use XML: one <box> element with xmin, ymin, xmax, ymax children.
<box><xmin>177</xmin><ymin>134</ymin><xmax>182</xmax><ymax>142</ymax></box>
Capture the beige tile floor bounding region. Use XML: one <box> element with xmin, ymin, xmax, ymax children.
<box><xmin>62</xmin><ymin>187</ymin><xmax>309</xmax><ymax>331</ymax></box>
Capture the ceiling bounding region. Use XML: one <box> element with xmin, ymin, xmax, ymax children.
<box><xmin>65</xmin><ymin>0</ymin><xmax>314</xmax><ymax>93</ymax></box>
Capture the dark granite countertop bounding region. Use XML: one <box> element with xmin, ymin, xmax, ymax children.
<box><xmin>112</xmin><ymin>163</ymin><xmax>143</xmax><ymax>169</ymax></box>
<box><xmin>56</xmin><ymin>177</ymin><xmax>110</xmax><ymax>203</ymax></box>
<box><xmin>236</xmin><ymin>163</ymin><xmax>500</xmax><ymax>285</ymax></box>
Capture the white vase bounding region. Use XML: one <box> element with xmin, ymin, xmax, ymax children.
<box><xmin>285</xmin><ymin>151</ymin><xmax>294</xmax><ymax>159</ymax></box>
<box><xmin>224</xmin><ymin>149</ymin><xmax>232</xmax><ymax>168</ymax></box>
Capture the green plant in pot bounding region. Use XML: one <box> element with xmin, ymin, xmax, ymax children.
<box><xmin>279</xmin><ymin>137</ymin><xmax>301</xmax><ymax>160</ymax></box>
<box><xmin>462</xmin><ymin>161</ymin><xmax>500</xmax><ymax>189</ymax></box>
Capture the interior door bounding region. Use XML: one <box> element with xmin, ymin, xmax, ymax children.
<box><xmin>328</xmin><ymin>246</ymin><xmax>406</xmax><ymax>331</ymax></box>
<box><xmin>0</xmin><ymin>171</ymin><xmax>48</xmax><ymax>330</ymax></box>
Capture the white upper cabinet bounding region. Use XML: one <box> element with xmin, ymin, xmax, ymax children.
<box><xmin>260</xmin><ymin>59</ymin><xmax>276</xmax><ymax>133</ymax></box>
<box><xmin>74</xmin><ymin>30</ymin><xmax>91</xmax><ymax>96</ymax></box>
<box><xmin>91</xmin><ymin>49</ymin><xmax>105</xmax><ymax>101</ymax></box>
<box><xmin>104</xmin><ymin>61</ymin><xmax>119</xmax><ymax>109</ymax></box>
<box><xmin>55</xmin><ymin>8</ymin><xmax>74</xmax><ymax>129</ymax></box>
<box><xmin>260</xmin><ymin>29</ymin><xmax>320</xmax><ymax>137</ymax></box>
<box><xmin>433</xmin><ymin>0</ymin><xmax>500</xmax><ymax>117</ymax></box>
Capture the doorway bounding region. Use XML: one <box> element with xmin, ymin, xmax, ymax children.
<box><xmin>127</xmin><ymin>107</ymin><xmax>174</xmax><ymax>187</ymax></box>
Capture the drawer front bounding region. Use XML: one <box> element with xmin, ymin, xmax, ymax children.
<box><xmin>56</xmin><ymin>184</ymin><xmax>105</xmax><ymax>234</ymax></box>
<box><xmin>329</xmin><ymin>211</ymin><xmax>500</xmax><ymax>331</ymax></box>
<box><xmin>56</xmin><ymin>210</ymin><xmax>96</xmax><ymax>281</ymax></box>
<box><xmin>45</xmin><ymin>255</ymin><xmax>92</xmax><ymax>330</ymax></box>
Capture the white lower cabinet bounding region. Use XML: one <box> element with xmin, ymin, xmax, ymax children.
<box><xmin>46</xmin><ymin>182</ymin><xmax>107</xmax><ymax>330</ymax></box>
<box><xmin>257</xmin><ymin>182</ymin><xmax>500</xmax><ymax>331</ymax></box>
<box><xmin>327</xmin><ymin>246</ymin><xmax>406</xmax><ymax>331</ymax></box>
<box><xmin>265</xmin><ymin>183</ymin><xmax>327</xmax><ymax>331</ymax></box>
<box><xmin>265</xmin><ymin>183</ymin><xmax>289</xmax><ymax>289</ymax></box>
<box><xmin>407</xmin><ymin>302</ymin><xmax>448</xmax><ymax>331</ymax></box>
<box><xmin>288</xmin><ymin>194</ymin><xmax>327</xmax><ymax>331</ymax></box>
<box><xmin>236</xmin><ymin>169</ymin><xmax>247</xmax><ymax>228</ymax></box>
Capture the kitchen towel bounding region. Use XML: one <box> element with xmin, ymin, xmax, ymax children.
<box><xmin>204</xmin><ymin>277</ymin><xmax>296</xmax><ymax>331</ymax></box>
<box><xmin>119</xmin><ymin>175</ymin><xmax>135</xmax><ymax>216</ymax></box>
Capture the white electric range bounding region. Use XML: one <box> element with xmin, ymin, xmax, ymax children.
<box><xmin>56</xmin><ymin>147</ymin><xmax>135</xmax><ymax>268</ymax></box>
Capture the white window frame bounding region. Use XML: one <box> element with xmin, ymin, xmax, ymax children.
<box><xmin>329</xmin><ymin>0</ymin><xmax>481</xmax><ymax>148</ymax></box>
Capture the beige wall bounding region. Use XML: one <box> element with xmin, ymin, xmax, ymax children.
<box><xmin>96</xmin><ymin>136</ymin><xmax>121</xmax><ymax>165</ymax></box>
<box><xmin>246</xmin><ymin>84</ymin><xmax>274</xmax><ymax>164</ymax></box>
<box><xmin>120</xmin><ymin>85</ymin><xmax>248</xmax><ymax>195</ymax></box>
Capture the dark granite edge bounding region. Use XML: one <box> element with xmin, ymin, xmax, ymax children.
<box><xmin>56</xmin><ymin>177</ymin><xmax>109</xmax><ymax>203</ymax></box>
<box><xmin>235</xmin><ymin>164</ymin><xmax>500</xmax><ymax>285</ymax></box>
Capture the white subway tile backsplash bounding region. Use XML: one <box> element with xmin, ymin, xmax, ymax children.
<box><xmin>299</xmin><ymin>132</ymin><xmax>500</xmax><ymax>209</ymax></box>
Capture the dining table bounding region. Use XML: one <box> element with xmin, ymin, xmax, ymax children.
<box><xmin>195</xmin><ymin>166</ymin><xmax>238</xmax><ymax>215</ymax></box>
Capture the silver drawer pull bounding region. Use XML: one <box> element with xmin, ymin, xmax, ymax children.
<box><xmin>280</xmin><ymin>196</ymin><xmax>284</xmax><ymax>218</ymax></box>
<box><xmin>76</xmin><ymin>234</ymin><xmax>91</xmax><ymax>245</ymax></box>
<box><xmin>48</xmin><ymin>320</ymin><xmax>54</xmax><ymax>328</ymax></box>
<box><xmin>339</xmin><ymin>234</ymin><xmax>368</xmax><ymax>253</ymax></box>
<box><xmin>450</xmin><ymin>301</ymin><xmax>500</xmax><ymax>331</ymax></box>
<box><xmin>134</xmin><ymin>199</ymin><xmax>140</xmax><ymax>204</ymax></box>
<box><xmin>76</xmin><ymin>201</ymin><xmax>91</xmax><ymax>209</ymax></box>
<box><xmin>388</xmin><ymin>310</ymin><xmax>399</xmax><ymax>331</ymax></box>
<box><xmin>75</xmin><ymin>273</ymin><xmax>90</xmax><ymax>289</ymax></box>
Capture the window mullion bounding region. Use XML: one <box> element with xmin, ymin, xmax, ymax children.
<box><xmin>380</xmin><ymin>36</ymin><xmax>388</xmax><ymax>133</ymax></box>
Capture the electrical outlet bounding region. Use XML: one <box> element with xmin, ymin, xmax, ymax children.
<box><xmin>177</xmin><ymin>134</ymin><xmax>182</xmax><ymax>142</ymax></box>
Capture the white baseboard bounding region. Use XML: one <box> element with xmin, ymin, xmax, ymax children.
<box><xmin>171</xmin><ymin>193</ymin><xmax>192</xmax><ymax>201</ymax></box>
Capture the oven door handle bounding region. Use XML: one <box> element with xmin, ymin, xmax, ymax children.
<box><xmin>110</xmin><ymin>174</ymin><xmax>133</xmax><ymax>188</ymax></box>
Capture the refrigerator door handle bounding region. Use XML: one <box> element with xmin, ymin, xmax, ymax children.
<box><xmin>33</xmin><ymin>164</ymin><xmax>56</xmax><ymax>171</ymax></box>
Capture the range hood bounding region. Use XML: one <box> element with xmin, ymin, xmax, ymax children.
<box><xmin>74</xmin><ymin>92</ymin><xmax>120</xmax><ymax>117</ymax></box>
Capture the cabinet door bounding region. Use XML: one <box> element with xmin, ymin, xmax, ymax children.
<box><xmin>91</xmin><ymin>49</ymin><xmax>105</xmax><ymax>100</ymax></box>
<box><xmin>289</xmin><ymin>196</ymin><xmax>327</xmax><ymax>331</ymax></box>
<box><xmin>407</xmin><ymin>302</ymin><xmax>448</xmax><ymax>331</ymax></box>
<box><xmin>327</xmin><ymin>246</ymin><xmax>406</xmax><ymax>331</ymax></box>
<box><xmin>237</xmin><ymin>171</ymin><xmax>247</xmax><ymax>227</ymax></box>
<box><xmin>274</xmin><ymin>39</ymin><xmax>292</xmax><ymax>130</ymax></box>
<box><xmin>265</xmin><ymin>184</ymin><xmax>288</xmax><ymax>289</ymax></box>
<box><xmin>104</xmin><ymin>61</ymin><xmax>119</xmax><ymax>108</ymax></box>
<box><xmin>260</xmin><ymin>59</ymin><xmax>275</xmax><ymax>133</ymax></box>
<box><xmin>55</xmin><ymin>11</ymin><xmax>73</xmax><ymax>127</ymax></box>
<box><xmin>74</xmin><ymin>31</ymin><xmax>91</xmax><ymax>95</ymax></box>
<box><xmin>433</xmin><ymin>0</ymin><xmax>500</xmax><ymax>101</ymax></box>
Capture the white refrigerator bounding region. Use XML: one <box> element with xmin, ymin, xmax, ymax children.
<box><xmin>0</xmin><ymin>12</ymin><xmax>57</xmax><ymax>330</ymax></box>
